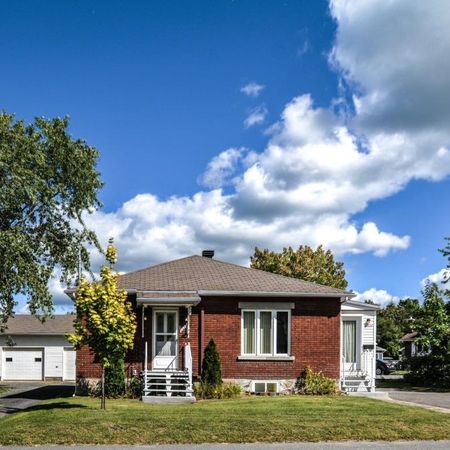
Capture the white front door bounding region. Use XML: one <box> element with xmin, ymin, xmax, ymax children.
<box><xmin>343</xmin><ymin>320</ymin><xmax>359</xmax><ymax>371</ymax></box>
<box><xmin>152</xmin><ymin>310</ymin><xmax>178</xmax><ymax>370</ymax></box>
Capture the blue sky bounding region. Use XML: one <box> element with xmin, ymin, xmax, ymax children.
<box><xmin>2</xmin><ymin>0</ymin><xmax>450</xmax><ymax>310</ymax></box>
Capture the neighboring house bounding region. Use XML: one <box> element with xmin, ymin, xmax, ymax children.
<box><xmin>400</xmin><ymin>331</ymin><xmax>420</xmax><ymax>358</ymax></box>
<box><xmin>376</xmin><ymin>346</ymin><xmax>387</xmax><ymax>360</ymax></box>
<box><xmin>0</xmin><ymin>315</ymin><xmax>76</xmax><ymax>382</ymax></box>
<box><xmin>73</xmin><ymin>252</ymin><xmax>379</xmax><ymax>402</ymax></box>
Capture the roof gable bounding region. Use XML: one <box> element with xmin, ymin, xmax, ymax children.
<box><xmin>118</xmin><ymin>255</ymin><xmax>350</xmax><ymax>297</ymax></box>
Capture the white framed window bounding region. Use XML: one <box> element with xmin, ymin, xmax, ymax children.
<box><xmin>241</xmin><ymin>309</ymin><xmax>291</xmax><ymax>357</ymax></box>
<box><xmin>252</xmin><ymin>380</ymin><xmax>279</xmax><ymax>394</ymax></box>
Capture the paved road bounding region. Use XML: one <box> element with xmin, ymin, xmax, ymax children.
<box><xmin>3</xmin><ymin>442</ymin><xmax>450</xmax><ymax>450</ymax></box>
<box><xmin>0</xmin><ymin>382</ymin><xmax>75</xmax><ymax>417</ymax></box>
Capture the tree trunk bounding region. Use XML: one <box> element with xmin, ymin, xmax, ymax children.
<box><xmin>101</xmin><ymin>365</ymin><xmax>106</xmax><ymax>410</ymax></box>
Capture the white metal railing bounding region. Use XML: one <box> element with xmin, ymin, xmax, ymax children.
<box><xmin>184</xmin><ymin>343</ymin><xmax>193</xmax><ymax>396</ymax></box>
<box><xmin>342</xmin><ymin>350</ymin><xmax>375</xmax><ymax>388</ymax></box>
<box><xmin>361</xmin><ymin>349</ymin><xmax>375</xmax><ymax>388</ymax></box>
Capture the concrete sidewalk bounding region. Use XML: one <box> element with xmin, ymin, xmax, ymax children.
<box><xmin>2</xmin><ymin>441</ymin><xmax>450</xmax><ymax>450</ymax></box>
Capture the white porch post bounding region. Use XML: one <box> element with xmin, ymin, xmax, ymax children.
<box><xmin>144</xmin><ymin>340</ymin><xmax>148</xmax><ymax>393</ymax></box>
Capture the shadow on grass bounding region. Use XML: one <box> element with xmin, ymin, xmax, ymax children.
<box><xmin>1</xmin><ymin>401</ymin><xmax>87</xmax><ymax>416</ymax></box>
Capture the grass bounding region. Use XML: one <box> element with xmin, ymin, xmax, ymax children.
<box><xmin>0</xmin><ymin>386</ymin><xmax>9</xmax><ymax>395</ymax></box>
<box><xmin>0</xmin><ymin>395</ymin><xmax>450</xmax><ymax>445</ymax></box>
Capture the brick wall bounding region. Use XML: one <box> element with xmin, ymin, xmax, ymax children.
<box><xmin>76</xmin><ymin>295</ymin><xmax>341</xmax><ymax>381</ymax></box>
<box><xmin>191</xmin><ymin>297</ymin><xmax>341</xmax><ymax>380</ymax></box>
<box><xmin>76</xmin><ymin>296</ymin><xmax>147</xmax><ymax>379</ymax></box>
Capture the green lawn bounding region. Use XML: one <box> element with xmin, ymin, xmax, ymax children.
<box><xmin>0</xmin><ymin>386</ymin><xmax>9</xmax><ymax>395</ymax></box>
<box><xmin>0</xmin><ymin>395</ymin><xmax>450</xmax><ymax>445</ymax></box>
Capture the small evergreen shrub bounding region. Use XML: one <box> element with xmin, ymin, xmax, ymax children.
<box><xmin>126</xmin><ymin>375</ymin><xmax>143</xmax><ymax>399</ymax></box>
<box><xmin>201</xmin><ymin>338</ymin><xmax>222</xmax><ymax>386</ymax></box>
<box><xmin>194</xmin><ymin>381</ymin><xmax>242</xmax><ymax>399</ymax></box>
<box><xmin>104</xmin><ymin>358</ymin><xmax>126</xmax><ymax>398</ymax></box>
<box><xmin>295</xmin><ymin>367</ymin><xmax>339</xmax><ymax>395</ymax></box>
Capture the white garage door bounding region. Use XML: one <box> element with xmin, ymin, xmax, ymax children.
<box><xmin>3</xmin><ymin>348</ymin><xmax>43</xmax><ymax>380</ymax></box>
<box><xmin>63</xmin><ymin>348</ymin><xmax>76</xmax><ymax>380</ymax></box>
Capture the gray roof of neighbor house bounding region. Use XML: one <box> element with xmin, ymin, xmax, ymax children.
<box><xmin>118</xmin><ymin>255</ymin><xmax>352</xmax><ymax>297</ymax></box>
<box><xmin>400</xmin><ymin>331</ymin><xmax>418</xmax><ymax>342</ymax></box>
<box><xmin>1</xmin><ymin>315</ymin><xmax>75</xmax><ymax>335</ymax></box>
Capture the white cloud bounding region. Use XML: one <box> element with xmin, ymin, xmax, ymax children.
<box><xmin>330</xmin><ymin>0</ymin><xmax>450</xmax><ymax>135</ymax></box>
<box><xmin>354</xmin><ymin>288</ymin><xmax>400</xmax><ymax>307</ymax></box>
<box><xmin>199</xmin><ymin>147</ymin><xmax>246</xmax><ymax>188</ymax></box>
<box><xmin>49</xmin><ymin>0</ymin><xmax>450</xmax><ymax>298</ymax></box>
<box><xmin>421</xmin><ymin>268</ymin><xmax>449</xmax><ymax>288</ymax></box>
<box><xmin>297</xmin><ymin>39</ymin><xmax>310</xmax><ymax>57</ymax></box>
<box><xmin>244</xmin><ymin>105</ymin><xmax>268</xmax><ymax>128</ymax></box>
<box><xmin>240</xmin><ymin>82</ymin><xmax>265</xmax><ymax>97</ymax></box>
<box><xmin>355</xmin><ymin>266</ymin><xmax>450</xmax><ymax>308</ymax></box>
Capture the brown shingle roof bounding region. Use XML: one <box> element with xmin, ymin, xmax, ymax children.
<box><xmin>138</xmin><ymin>292</ymin><xmax>199</xmax><ymax>299</ymax></box>
<box><xmin>118</xmin><ymin>255</ymin><xmax>350</xmax><ymax>296</ymax></box>
<box><xmin>1</xmin><ymin>315</ymin><xmax>75</xmax><ymax>335</ymax></box>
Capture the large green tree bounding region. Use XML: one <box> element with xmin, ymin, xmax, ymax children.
<box><xmin>376</xmin><ymin>298</ymin><xmax>420</xmax><ymax>358</ymax></box>
<box><xmin>415</xmin><ymin>283</ymin><xmax>450</xmax><ymax>353</ymax></box>
<box><xmin>0</xmin><ymin>113</ymin><xmax>102</xmax><ymax>323</ymax></box>
<box><xmin>405</xmin><ymin>283</ymin><xmax>450</xmax><ymax>387</ymax></box>
<box><xmin>250</xmin><ymin>245</ymin><xmax>348</xmax><ymax>290</ymax></box>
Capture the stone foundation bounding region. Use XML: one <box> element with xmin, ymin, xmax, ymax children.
<box><xmin>225</xmin><ymin>378</ymin><xmax>296</xmax><ymax>394</ymax></box>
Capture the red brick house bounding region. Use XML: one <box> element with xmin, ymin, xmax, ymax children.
<box><xmin>75</xmin><ymin>251</ymin><xmax>378</xmax><ymax>402</ymax></box>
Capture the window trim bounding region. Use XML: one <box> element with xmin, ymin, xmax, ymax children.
<box><xmin>241</xmin><ymin>309</ymin><xmax>291</xmax><ymax>357</ymax></box>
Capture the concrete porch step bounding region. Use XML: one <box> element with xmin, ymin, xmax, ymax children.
<box><xmin>142</xmin><ymin>396</ymin><xmax>196</xmax><ymax>404</ymax></box>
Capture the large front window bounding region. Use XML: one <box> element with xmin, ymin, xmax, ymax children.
<box><xmin>242</xmin><ymin>310</ymin><xmax>290</xmax><ymax>356</ymax></box>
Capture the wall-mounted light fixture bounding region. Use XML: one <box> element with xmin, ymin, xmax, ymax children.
<box><xmin>365</xmin><ymin>318</ymin><xmax>372</xmax><ymax>327</ymax></box>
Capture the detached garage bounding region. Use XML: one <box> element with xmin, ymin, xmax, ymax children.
<box><xmin>0</xmin><ymin>315</ymin><xmax>76</xmax><ymax>381</ymax></box>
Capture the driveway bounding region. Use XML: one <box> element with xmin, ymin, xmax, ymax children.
<box><xmin>0</xmin><ymin>382</ymin><xmax>75</xmax><ymax>417</ymax></box>
<box><xmin>382</xmin><ymin>390</ymin><xmax>450</xmax><ymax>411</ymax></box>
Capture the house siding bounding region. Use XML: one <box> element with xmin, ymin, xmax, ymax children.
<box><xmin>76</xmin><ymin>295</ymin><xmax>341</xmax><ymax>381</ymax></box>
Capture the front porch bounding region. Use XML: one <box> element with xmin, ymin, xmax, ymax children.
<box><xmin>341</xmin><ymin>350</ymin><xmax>376</xmax><ymax>392</ymax></box>
<box><xmin>340</xmin><ymin>300</ymin><xmax>379</xmax><ymax>393</ymax></box>
<box><xmin>137</xmin><ymin>293</ymin><xmax>200</xmax><ymax>403</ymax></box>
